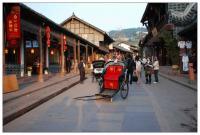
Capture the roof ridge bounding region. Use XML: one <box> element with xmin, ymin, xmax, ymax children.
<box><xmin>60</xmin><ymin>13</ymin><xmax>106</xmax><ymax>35</ymax></box>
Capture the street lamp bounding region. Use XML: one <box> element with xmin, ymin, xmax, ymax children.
<box><xmin>5</xmin><ymin>48</ymin><xmax>8</xmax><ymax>54</ymax></box>
<box><xmin>13</xmin><ymin>49</ymin><xmax>16</xmax><ymax>54</ymax></box>
<box><xmin>31</xmin><ymin>48</ymin><xmax>35</xmax><ymax>54</ymax></box>
<box><xmin>50</xmin><ymin>50</ymin><xmax>54</xmax><ymax>55</ymax></box>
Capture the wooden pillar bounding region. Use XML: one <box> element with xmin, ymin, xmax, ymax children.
<box><xmin>85</xmin><ymin>45</ymin><xmax>88</xmax><ymax>73</ymax></box>
<box><xmin>60</xmin><ymin>34</ymin><xmax>65</xmax><ymax>76</ymax></box>
<box><xmin>73</xmin><ymin>39</ymin><xmax>77</xmax><ymax>73</ymax></box>
<box><xmin>86</xmin><ymin>45</ymin><xmax>88</xmax><ymax>64</ymax></box>
<box><xmin>91</xmin><ymin>47</ymin><xmax>94</xmax><ymax>62</ymax></box>
<box><xmin>93</xmin><ymin>50</ymin><xmax>96</xmax><ymax>61</ymax></box>
<box><xmin>73</xmin><ymin>39</ymin><xmax>77</xmax><ymax>62</ymax></box>
<box><xmin>77</xmin><ymin>40</ymin><xmax>80</xmax><ymax>63</ymax></box>
<box><xmin>46</xmin><ymin>43</ymin><xmax>49</xmax><ymax>68</ymax></box>
<box><xmin>20</xmin><ymin>31</ymin><xmax>24</xmax><ymax>77</ymax></box>
<box><xmin>38</xmin><ymin>26</ymin><xmax>43</xmax><ymax>82</ymax></box>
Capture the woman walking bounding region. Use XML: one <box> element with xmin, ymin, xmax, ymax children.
<box><xmin>153</xmin><ymin>57</ymin><xmax>159</xmax><ymax>83</ymax></box>
<box><xmin>135</xmin><ymin>56</ymin><xmax>142</xmax><ymax>84</ymax></box>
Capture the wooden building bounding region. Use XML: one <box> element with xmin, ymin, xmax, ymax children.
<box><xmin>140</xmin><ymin>3</ymin><xmax>197</xmax><ymax>67</ymax></box>
<box><xmin>3</xmin><ymin>3</ymin><xmax>99</xmax><ymax>79</ymax></box>
<box><xmin>60</xmin><ymin>13</ymin><xmax>114</xmax><ymax>62</ymax></box>
<box><xmin>140</xmin><ymin>3</ymin><xmax>173</xmax><ymax>65</ymax></box>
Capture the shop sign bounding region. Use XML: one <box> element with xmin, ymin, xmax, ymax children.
<box><xmin>25</xmin><ymin>41</ymin><xmax>32</xmax><ymax>48</ymax></box>
<box><xmin>6</xmin><ymin>6</ymin><xmax>20</xmax><ymax>40</ymax></box>
<box><xmin>45</xmin><ymin>26</ymin><xmax>51</xmax><ymax>47</ymax></box>
<box><xmin>32</xmin><ymin>40</ymin><xmax>39</xmax><ymax>48</ymax></box>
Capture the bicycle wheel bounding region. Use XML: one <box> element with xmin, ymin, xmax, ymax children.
<box><xmin>120</xmin><ymin>81</ymin><xmax>129</xmax><ymax>99</ymax></box>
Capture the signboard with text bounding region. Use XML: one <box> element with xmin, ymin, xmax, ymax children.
<box><xmin>6</xmin><ymin>6</ymin><xmax>20</xmax><ymax>40</ymax></box>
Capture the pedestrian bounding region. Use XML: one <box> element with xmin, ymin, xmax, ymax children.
<box><xmin>66</xmin><ymin>57</ymin><xmax>71</xmax><ymax>73</ymax></box>
<box><xmin>144</xmin><ymin>57</ymin><xmax>153</xmax><ymax>84</ymax></box>
<box><xmin>135</xmin><ymin>56</ymin><xmax>142</xmax><ymax>84</ymax></box>
<box><xmin>78</xmin><ymin>58</ymin><xmax>85</xmax><ymax>83</ymax></box>
<box><xmin>153</xmin><ymin>57</ymin><xmax>159</xmax><ymax>83</ymax></box>
<box><xmin>142</xmin><ymin>56</ymin><xmax>147</xmax><ymax>65</ymax></box>
<box><xmin>126</xmin><ymin>54</ymin><xmax>136</xmax><ymax>84</ymax></box>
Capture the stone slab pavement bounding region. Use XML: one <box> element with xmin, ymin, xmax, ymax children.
<box><xmin>3</xmin><ymin>72</ymin><xmax>80</xmax><ymax>125</ymax></box>
<box><xmin>4</xmin><ymin>76</ymin><xmax>161</xmax><ymax>132</ymax></box>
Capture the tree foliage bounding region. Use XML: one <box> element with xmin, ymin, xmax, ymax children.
<box><xmin>159</xmin><ymin>30</ymin><xmax>179</xmax><ymax>65</ymax></box>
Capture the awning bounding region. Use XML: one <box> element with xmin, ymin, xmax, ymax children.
<box><xmin>178</xmin><ymin>20</ymin><xmax>197</xmax><ymax>37</ymax></box>
<box><xmin>98</xmin><ymin>45</ymin><xmax>109</xmax><ymax>53</ymax></box>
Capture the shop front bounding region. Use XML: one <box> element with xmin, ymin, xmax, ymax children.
<box><xmin>4</xmin><ymin>3</ymin><xmax>100</xmax><ymax>79</ymax></box>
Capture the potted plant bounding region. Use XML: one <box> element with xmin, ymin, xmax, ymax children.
<box><xmin>43</xmin><ymin>67</ymin><xmax>49</xmax><ymax>75</ymax></box>
<box><xmin>27</xmin><ymin>66</ymin><xmax>32</xmax><ymax>76</ymax></box>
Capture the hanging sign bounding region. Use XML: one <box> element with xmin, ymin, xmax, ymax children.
<box><xmin>6</xmin><ymin>6</ymin><xmax>21</xmax><ymax>40</ymax></box>
<box><xmin>45</xmin><ymin>26</ymin><xmax>51</xmax><ymax>47</ymax></box>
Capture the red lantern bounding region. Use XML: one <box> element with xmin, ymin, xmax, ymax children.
<box><xmin>64</xmin><ymin>45</ymin><xmax>67</xmax><ymax>51</ymax></box>
<box><xmin>63</xmin><ymin>35</ymin><xmax>67</xmax><ymax>51</ymax></box>
<box><xmin>45</xmin><ymin>26</ymin><xmax>51</xmax><ymax>47</ymax></box>
<box><xmin>46</xmin><ymin>40</ymin><xmax>50</xmax><ymax>47</ymax></box>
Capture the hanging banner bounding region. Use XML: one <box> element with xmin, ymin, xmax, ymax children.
<box><xmin>6</xmin><ymin>6</ymin><xmax>21</xmax><ymax>40</ymax></box>
<box><xmin>45</xmin><ymin>26</ymin><xmax>51</xmax><ymax>47</ymax></box>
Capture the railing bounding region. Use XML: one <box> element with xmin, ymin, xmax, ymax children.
<box><xmin>49</xmin><ymin>64</ymin><xmax>61</xmax><ymax>73</ymax></box>
<box><xmin>5</xmin><ymin>64</ymin><xmax>21</xmax><ymax>76</ymax></box>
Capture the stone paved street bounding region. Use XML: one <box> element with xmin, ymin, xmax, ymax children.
<box><xmin>3</xmin><ymin>73</ymin><xmax>197</xmax><ymax>132</ymax></box>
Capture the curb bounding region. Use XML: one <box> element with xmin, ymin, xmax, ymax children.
<box><xmin>3</xmin><ymin>74</ymin><xmax>79</xmax><ymax>104</ymax></box>
<box><xmin>3</xmin><ymin>80</ymin><xmax>81</xmax><ymax>125</ymax></box>
<box><xmin>159</xmin><ymin>73</ymin><xmax>197</xmax><ymax>91</ymax></box>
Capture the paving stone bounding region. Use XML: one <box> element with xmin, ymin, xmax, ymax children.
<box><xmin>121</xmin><ymin>112</ymin><xmax>160</xmax><ymax>132</ymax></box>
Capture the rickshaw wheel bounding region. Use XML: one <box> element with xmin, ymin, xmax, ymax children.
<box><xmin>120</xmin><ymin>81</ymin><xmax>129</xmax><ymax>99</ymax></box>
<box><xmin>99</xmin><ymin>77</ymin><xmax>104</xmax><ymax>93</ymax></box>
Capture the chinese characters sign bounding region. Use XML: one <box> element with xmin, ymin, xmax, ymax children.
<box><xmin>6</xmin><ymin>6</ymin><xmax>20</xmax><ymax>40</ymax></box>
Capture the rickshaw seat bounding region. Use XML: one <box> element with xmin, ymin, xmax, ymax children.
<box><xmin>105</xmin><ymin>65</ymin><xmax>123</xmax><ymax>75</ymax></box>
<box><xmin>104</xmin><ymin>74</ymin><xmax>120</xmax><ymax>81</ymax></box>
<box><xmin>103</xmin><ymin>65</ymin><xmax>124</xmax><ymax>90</ymax></box>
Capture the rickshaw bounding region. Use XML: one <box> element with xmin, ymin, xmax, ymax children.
<box><xmin>92</xmin><ymin>60</ymin><xmax>106</xmax><ymax>82</ymax></box>
<box><xmin>74</xmin><ymin>61</ymin><xmax>129</xmax><ymax>102</ymax></box>
<box><xmin>98</xmin><ymin>60</ymin><xmax>129</xmax><ymax>101</ymax></box>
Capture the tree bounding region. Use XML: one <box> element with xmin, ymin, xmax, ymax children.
<box><xmin>159</xmin><ymin>30</ymin><xmax>179</xmax><ymax>65</ymax></box>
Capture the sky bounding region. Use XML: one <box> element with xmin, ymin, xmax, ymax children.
<box><xmin>23</xmin><ymin>3</ymin><xmax>147</xmax><ymax>32</ymax></box>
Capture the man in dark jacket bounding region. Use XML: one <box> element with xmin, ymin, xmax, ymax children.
<box><xmin>126</xmin><ymin>54</ymin><xmax>136</xmax><ymax>84</ymax></box>
<box><xmin>66</xmin><ymin>57</ymin><xmax>71</xmax><ymax>73</ymax></box>
<box><xmin>78</xmin><ymin>59</ymin><xmax>85</xmax><ymax>83</ymax></box>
